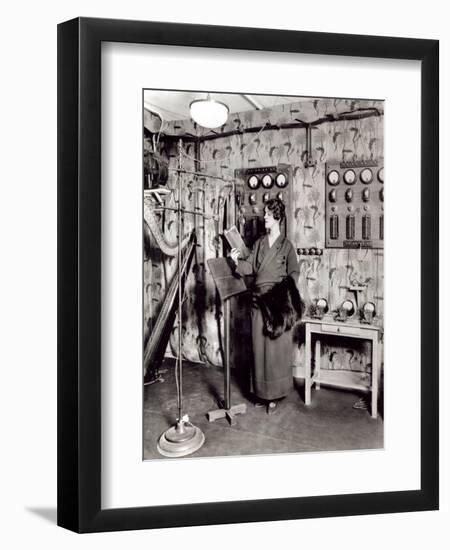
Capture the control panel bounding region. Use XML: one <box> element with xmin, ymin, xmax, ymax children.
<box><xmin>325</xmin><ymin>160</ymin><xmax>384</xmax><ymax>249</ymax></box>
<box><xmin>234</xmin><ymin>164</ymin><xmax>293</xmax><ymax>248</ymax></box>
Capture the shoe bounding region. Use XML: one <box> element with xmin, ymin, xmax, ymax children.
<box><xmin>267</xmin><ymin>401</ymin><xmax>278</xmax><ymax>415</ymax></box>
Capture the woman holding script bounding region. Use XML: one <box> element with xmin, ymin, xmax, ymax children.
<box><xmin>229</xmin><ymin>198</ymin><xmax>302</xmax><ymax>414</ymax></box>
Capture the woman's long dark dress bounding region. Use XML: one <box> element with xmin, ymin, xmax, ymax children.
<box><xmin>235</xmin><ymin>234</ymin><xmax>300</xmax><ymax>401</ymax></box>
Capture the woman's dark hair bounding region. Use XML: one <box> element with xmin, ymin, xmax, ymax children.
<box><xmin>265</xmin><ymin>197</ymin><xmax>286</xmax><ymax>221</ymax></box>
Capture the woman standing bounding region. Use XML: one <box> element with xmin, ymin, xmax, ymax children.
<box><xmin>230</xmin><ymin>198</ymin><xmax>300</xmax><ymax>414</ymax></box>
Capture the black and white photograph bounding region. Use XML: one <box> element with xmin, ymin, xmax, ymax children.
<box><xmin>1</xmin><ymin>0</ymin><xmax>446</xmax><ymax>543</ymax></box>
<box><xmin>142</xmin><ymin>90</ymin><xmax>385</xmax><ymax>459</ymax></box>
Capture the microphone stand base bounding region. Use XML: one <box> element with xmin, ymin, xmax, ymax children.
<box><xmin>157</xmin><ymin>418</ymin><xmax>205</xmax><ymax>458</ymax></box>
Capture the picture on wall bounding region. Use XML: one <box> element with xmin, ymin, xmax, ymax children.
<box><xmin>142</xmin><ymin>89</ymin><xmax>384</xmax><ymax>460</ymax></box>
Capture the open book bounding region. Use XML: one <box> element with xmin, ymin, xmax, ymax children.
<box><xmin>223</xmin><ymin>225</ymin><xmax>248</xmax><ymax>256</ymax></box>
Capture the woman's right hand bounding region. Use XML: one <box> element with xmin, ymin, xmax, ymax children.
<box><xmin>229</xmin><ymin>248</ymin><xmax>240</xmax><ymax>264</ymax></box>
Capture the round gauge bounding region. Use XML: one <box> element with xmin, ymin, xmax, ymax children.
<box><xmin>261</xmin><ymin>174</ymin><xmax>273</xmax><ymax>188</ymax></box>
<box><xmin>247</xmin><ymin>175</ymin><xmax>259</xmax><ymax>189</ymax></box>
<box><xmin>249</xmin><ymin>193</ymin><xmax>257</xmax><ymax>205</ymax></box>
<box><xmin>343</xmin><ymin>169</ymin><xmax>356</xmax><ymax>185</ymax></box>
<box><xmin>360</xmin><ymin>168</ymin><xmax>373</xmax><ymax>184</ymax></box>
<box><xmin>275</xmin><ymin>173</ymin><xmax>287</xmax><ymax>188</ymax></box>
<box><xmin>327</xmin><ymin>170</ymin><xmax>340</xmax><ymax>186</ymax></box>
<box><xmin>378</xmin><ymin>167</ymin><xmax>384</xmax><ymax>183</ymax></box>
<box><xmin>329</xmin><ymin>189</ymin><xmax>337</xmax><ymax>202</ymax></box>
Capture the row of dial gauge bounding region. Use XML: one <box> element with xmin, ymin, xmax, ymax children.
<box><xmin>247</xmin><ymin>173</ymin><xmax>288</xmax><ymax>189</ymax></box>
<box><xmin>328</xmin><ymin>167</ymin><xmax>384</xmax><ymax>185</ymax></box>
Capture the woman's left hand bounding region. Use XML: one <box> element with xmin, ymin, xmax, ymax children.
<box><xmin>229</xmin><ymin>248</ymin><xmax>240</xmax><ymax>264</ymax></box>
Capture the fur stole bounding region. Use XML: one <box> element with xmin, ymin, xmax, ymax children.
<box><xmin>255</xmin><ymin>276</ymin><xmax>304</xmax><ymax>339</ymax></box>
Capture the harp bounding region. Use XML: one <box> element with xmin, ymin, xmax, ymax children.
<box><xmin>143</xmin><ymin>230</ymin><xmax>196</xmax><ymax>381</ymax></box>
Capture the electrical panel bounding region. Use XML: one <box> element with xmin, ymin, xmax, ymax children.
<box><xmin>234</xmin><ymin>164</ymin><xmax>293</xmax><ymax>248</ymax></box>
<box><xmin>325</xmin><ymin>160</ymin><xmax>384</xmax><ymax>249</ymax></box>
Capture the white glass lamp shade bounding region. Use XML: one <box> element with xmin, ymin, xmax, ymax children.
<box><xmin>316</xmin><ymin>298</ymin><xmax>329</xmax><ymax>315</ymax></box>
<box><xmin>190</xmin><ymin>97</ymin><xmax>229</xmax><ymax>129</ymax></box>
<box><xmin>362</xmin><ymin>301</ymin><xmax>376</xmax><ymax>322</ymax></box>
<box><xmin>339</xmin><ymin>299</ymin><xmax>355</xmax><ymax>319</ymax></box>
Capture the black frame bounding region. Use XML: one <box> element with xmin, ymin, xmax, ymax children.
<box><xmin>57</xmin><ymin>17</ymin><xmax>439</xmax><ymax>533</ymax></box>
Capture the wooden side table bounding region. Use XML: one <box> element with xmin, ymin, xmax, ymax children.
<box><xmin>303</xmin><ymin>317</ymin><xmax>382</xmax><ymax>418</ymax></box>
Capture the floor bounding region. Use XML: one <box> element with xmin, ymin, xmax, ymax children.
<box><xmin>143</xmin><ymin>358</ymin><xmax>383</xmax><ymax>460</ymax></box>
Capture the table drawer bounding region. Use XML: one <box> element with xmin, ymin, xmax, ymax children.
<box><xmin>320</xmin><ymin>324</ymin><xmax>362</xmax><ymax>336</ymax></box>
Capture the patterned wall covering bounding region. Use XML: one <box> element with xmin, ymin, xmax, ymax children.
<box><xmin>144</xmin><ymin>97</ymin><xmax>384</xmax><ymax>376</ymax></box>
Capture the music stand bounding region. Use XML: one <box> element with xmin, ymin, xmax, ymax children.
<box><xmin>206</xmin><ymin>257</ymin><xmax>248</xmax><ymax>425</ymax></box>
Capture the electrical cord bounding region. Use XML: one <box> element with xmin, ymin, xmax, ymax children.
<box><xmin>180</xmin><ymin>121</ymin><xmax>270</xmax><ymax>165</ymax></box>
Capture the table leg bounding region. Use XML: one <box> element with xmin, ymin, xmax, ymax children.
<box><xmin>315</xmin><ymin>339</ymin><xmax>321</xmax><ymax>390</ymax></box>
<box><xmin>305</xmin><ymin>323</ymin><xmax>311</xmax><ymax>405</ymax></box>
<box><xmin>371</xmin><ymin>334</ymin><xmax>379</xmax><ymax>419</ymax></box>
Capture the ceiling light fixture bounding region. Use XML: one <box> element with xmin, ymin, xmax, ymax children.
<box><xmin>190</xmin><ymin>94</ymin><xmax>229</xmax><ymax>129</ymax></box>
